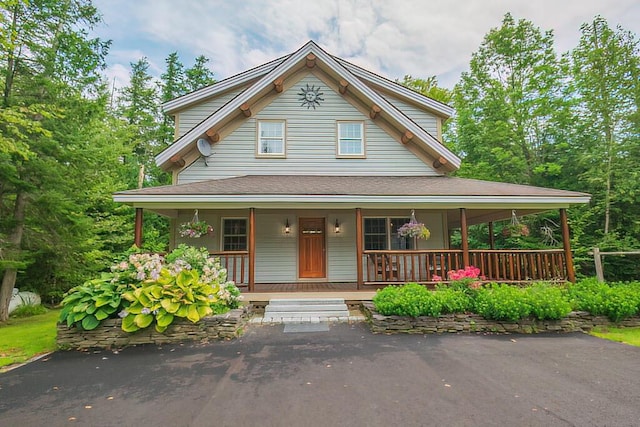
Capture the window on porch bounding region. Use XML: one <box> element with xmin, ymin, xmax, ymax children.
<box><xmin>364</xmin><ymin>217</ymin><xmax>415</xmax><ymax>250</ymax></box>
<box><xmin>222</xmin><ymin>218</ymin><xmax>247</xmax><ymax>251</ymax></box>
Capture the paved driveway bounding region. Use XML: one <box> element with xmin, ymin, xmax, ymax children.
<box><xmin>1</xmin><ymin>323</ymin><xmax>639</xmax><ymax>427</ymax></box>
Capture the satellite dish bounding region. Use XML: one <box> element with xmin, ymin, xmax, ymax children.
<box><xmin>196</xmin><ymin>138</ymin><xmax>212</xmax><ymax>157</ymax></box>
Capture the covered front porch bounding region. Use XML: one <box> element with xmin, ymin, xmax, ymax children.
<box><xmin>115</xmin><ymin>175</ymin><xmax>590</xmax><ymax>292</ymax></box>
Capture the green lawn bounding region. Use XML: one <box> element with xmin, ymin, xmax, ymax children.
<box><xmin>591</xmin><ymin>326</ymin><xmax>640</xmax><ymax>347</ymax></box>
<box><xmin>0</xmin><ymin>309</ymin><xmax>60</xmax><ymax>370</ymax></box>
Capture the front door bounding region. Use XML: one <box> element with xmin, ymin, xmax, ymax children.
<box><xmin>298</xmin><ymin>218</ymin><xmax>326</xmax><ymax>278</ymax></box>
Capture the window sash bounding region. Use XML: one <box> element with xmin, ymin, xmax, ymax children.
<box><xmin>338</xmin><ymin>122</ymin><xmax>363</xmax><ymax>155</ymax></box>
<box><xmin>258</xmin><ymin>121</ymin><xmax>285</xmax><ymax>155</ymax></box>
<box><xmin>364</xmin><ymin>217</ymin><xmax>415</xmax><ymax>250</ymax></box>
<box><xmin>222</xmin><ymin>218</ymin><xmax>248</xmax><ymax>251</ymax></box>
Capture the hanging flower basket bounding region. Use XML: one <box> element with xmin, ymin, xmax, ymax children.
<box><xmin>502</xmin><ymin>210</ymin><xmax>529</xmax><ymax>237</ymax></box>
<box><xmin>397</xmin><ymin>210</ymin><xmax>431</xmax><ymax>240</ymax></box>
<box><xmin>179</xmin><ymin>210</ymin><xmax>213</xmax><ymax>238</ymax></box>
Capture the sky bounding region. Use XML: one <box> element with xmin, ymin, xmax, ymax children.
<box><xmin>92</xmin><ymin>0</ymin><xmax>640</xmax><ymax>91</ymax></box>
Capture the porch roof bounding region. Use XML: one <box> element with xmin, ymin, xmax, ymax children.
<box><xmin>114</xmin><ymin>175</ymin><xmax>590</xmax><ymax>224</ymax></box>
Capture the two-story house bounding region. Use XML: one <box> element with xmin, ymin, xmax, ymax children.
<box><xmin>114</xmin><ymin>41</ymin><xmax>590</xmax><ymax>292</ymax></box>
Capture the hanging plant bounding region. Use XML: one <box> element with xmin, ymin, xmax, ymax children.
<box><xmin>397</xmin><ymin>210</ymin><xmax>431</xmax><ymax>240</ymax></box>
<box><xmin>502</xmin><ymin>210</ymin><xmax>529</xmax><ymax>238</ymax></box>
<box><xmin>179</xmin><ymin>210</ymin><xmax>213</xmax><ymax>238</ymax></box>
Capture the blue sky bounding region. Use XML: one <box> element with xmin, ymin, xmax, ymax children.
<box><xmin>92</xmin><ymin>0</ymin><xmax>640</xmax><ymax>91</ymax></box>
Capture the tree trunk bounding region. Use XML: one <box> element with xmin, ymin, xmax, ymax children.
<box><xmin>0</xmin><ymin>191</ymin><xmax>27</xmax><ymax>322</ymax></box>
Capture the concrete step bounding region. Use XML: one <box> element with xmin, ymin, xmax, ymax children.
<box><xmin>268</xmin><ymin>298</ymin><xmax>345</xmax><ymax>306</ymax></box>
<box><xmin>263</xmin><ymin>311</ymin><xmax>350</xmax><ymax>318</ymax></box>
<box><xmin>265</xmin><ymin>304</ymin><xmax>347</xmax><ymax>313</ymax></box>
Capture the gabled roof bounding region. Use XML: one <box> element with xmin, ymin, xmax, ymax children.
<box><xmin>155</xmin><ymin>41</ymin><xmax>461</xmax><ymax>172</ymax></box>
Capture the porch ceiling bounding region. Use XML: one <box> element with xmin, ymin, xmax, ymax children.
<box><xmin>114</xmin><ymin>176</ymin><xmax>590</xmax><ymax>219</ymax></box>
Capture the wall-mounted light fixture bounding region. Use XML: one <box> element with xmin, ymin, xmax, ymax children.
<box><xmin>334</xmin><ymin>218</ymin><xmax>341</xmax><ymax>234</ymax></box>
<box><xmin>284</xmin><ymin>218</ymin><xmax>291</xmax><ymax>234</ymax></box>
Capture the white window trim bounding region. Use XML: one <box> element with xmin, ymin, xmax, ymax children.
<box><xmin>220</xmin><ymin>217</ymin><xmax>248</xmax><ymax>252</ymax></box>
<box><xmin>336</xmin><ymin>121</ymin><xmax>365</xmax><ymax>158</ymax></box>
<box><xmin>256</xmin><ymin>120</ymin><xmax>286</xmax><ymax>158</ymax></box>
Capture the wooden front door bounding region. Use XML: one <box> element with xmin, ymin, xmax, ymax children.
<box><xmin>298</xmin><ymin>218</ymin><xmax>326</xmax><ymax>278</ymax></box>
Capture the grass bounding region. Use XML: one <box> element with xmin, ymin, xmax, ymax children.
<box><xmin>0</xmin><ymin>308</ymin><xmax>60</xmax><ymax>370</ymax></box>
<box><xmin>590</xmin><ymin>326</ymin><xmax>640</xmax><ymax>347</ymax></box>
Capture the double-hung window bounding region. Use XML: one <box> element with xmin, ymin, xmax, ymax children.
<box><xmin>337</xmin><ymin>121</ymin><xmax>364</xmax><ymax>157</ymax></box>
<box><xmin>257</xmin><ymin>120</ymin><xmax>285</xmax><ymax>156</ymax></box>
<box><xmin>222</xmin><ymin>218</ymin><xmax>247</xmax><ymax>251</ymax></box>
<box><xmin>364</xmin><ymin>217</ymin><xmax>415</xmax><ymax>250</ymax></box>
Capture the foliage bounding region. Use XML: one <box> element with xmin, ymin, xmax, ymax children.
<box><xmin>120</xmin><ymin>269</ymin><xmax>219</xmax><ymax>333</ymax></box>
<box><xmin>59</xmin><ymin>275</ymin><xmax>124</xmax><ymax>330</ymax></box>
<box><xmin>432</xmin><ymin>266</ymin><xmax>483</xmax><ymax>294</ymax></box>
<box><xmin>10</xmin><ymin>304</ymin><xmax>48</xmax><ymax>318</ymax></box>
<box><xmin>434</xmin><ymin>287</ymin><xmax>473</xmax><ymax>314</ymax></box>
<box><xmin>0</xmin><ymin>309</ymin><xmax>60</xmax><ymax>369</ymax></box>
<box><xmin>397</xmin><ymin>221</ymin><xmax>430</xmax><ymax>240</ymax></box>
<box><xmin>59</xmin><ymin>246</ymin><xmax>242</xmax><ymax>333</ymax></box>
<box><xmin>569</xmin><ymin>279</ymin><xmax>640</xmax><ymax>322</ymax></box>
<box><xmin>524</xmin><ymin>283</ymin><xmax>572</xmax><ymax>320</ymax></box>
<box><xmin>179</xmin><ymin>220</ymin><xmax>214</xmax><ymax>238</ymax></box>
<box><xmin>473</xmin><ymin>283</ymin><xmax>531</xmax><ymax>321</ymax></box>
<box><xmin>396</xmin><ymin>75</ymin><xmax>452</xmax><ymax>104</ymax></box>
<box><xmin>373</xmin><ymin>283</ymin><xmax>442</xmax><ymax>317</ymax></box>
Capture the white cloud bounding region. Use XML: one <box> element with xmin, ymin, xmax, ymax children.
<box><xmin>93</xmin><ymin>0</ymin><xmax>640</xmax><ymax>90</ymax></box>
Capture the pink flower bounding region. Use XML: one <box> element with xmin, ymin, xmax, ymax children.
<box><xmin>432</xmin><ymin>275</ymin><xmax>443</xmax><ymax>282</ymax></box>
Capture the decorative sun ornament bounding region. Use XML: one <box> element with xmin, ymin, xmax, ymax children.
<box><xmin>298</xmin><ymin>84</ymin><xmax>324</xmax><ymax>109</ymax></box>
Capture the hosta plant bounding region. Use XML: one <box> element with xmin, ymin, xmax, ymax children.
<box><xmin>120</xmin><ymin>268</ymin><xmax>221</xmax><ymax>333</ymax></box>
<box><xmin>59</xmin><ymin>274</ymin><xmax>125</xmax><ymax>330</ymax></box>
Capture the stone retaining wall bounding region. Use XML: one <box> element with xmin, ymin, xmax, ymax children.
<box><xmin>57</xmin><ymin>307</ymin><xmax>251</xmax><ymax>349</ymax></box>
<box><xmin>361</xmin><ymin>302</ymin><xmax>640</xmax><ymax>334</ymax></box>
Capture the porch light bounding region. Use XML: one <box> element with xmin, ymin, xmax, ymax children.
<box><xmin>334</xmin><ymin>219</ymin><xmax>341</xmax><ymax>234</ymax></box>
<box><xmin>284</xmin><ymin>218</ymin><xmax>291</xmax><ymax>234</ymax></box>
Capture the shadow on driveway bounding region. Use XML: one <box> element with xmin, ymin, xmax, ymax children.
<box><xmin>1</xmin><ymin>323</ymin><xmax>639</xmax><ymax>426</ymax></box>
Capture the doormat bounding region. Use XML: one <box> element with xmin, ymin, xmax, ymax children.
<box><xmin>283</xmin><ymin>323</ymin><xmax>330</xmax><ymax>333</ymax></box>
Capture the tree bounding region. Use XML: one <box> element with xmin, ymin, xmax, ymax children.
<box><xmin>397</xmin><ymin>75</ymin><xmax>452</xmax><ymax>104</ymax></box>
<box><xmin>0</xmin><ymin>0</ymin><xmax>111</xmax><ymax>320</ymax></box>
<box><xmin>568</xmin><ymin>16</ymin><xmax>640</xmax><ymax>238</ymax></box>
<box><xmin>451</xmin><ymin>13</ymin><xmax>566</xmax><ymax>185</ymax></box>
<box><xmin>184</xmin><ymin>55</ymin><xmax>216</xmax><ymax>93</ymax></box>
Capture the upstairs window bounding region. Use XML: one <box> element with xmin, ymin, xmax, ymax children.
<box><xmin>364</xmin><ymin>217</ymin><xmax>415</xmax><ymax>250</ymax></box>
<box><xmin>222</xmin><ymin>218</ymin><xmax>247</xmax><ymax>251</ymax></box>
<box><xmin>257</xmin><ymin>120</ymin><xmax>285</xmax><ymax>156</ymax></box>
<box><xmin>337</xmin><ymin>121</ymin><xmax>364</xmax><ymax>157</ymax></box>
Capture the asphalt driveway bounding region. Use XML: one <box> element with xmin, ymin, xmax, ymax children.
<box><xmin>1</xmin><ymin>323</ymin><xmax>639</xmax><ymax>427</ymax></box>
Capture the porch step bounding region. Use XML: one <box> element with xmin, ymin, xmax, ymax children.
<box><xmin>262</xmin><ymin>298</ymin><xmax>350</xmax><ymax>323</ymax></box>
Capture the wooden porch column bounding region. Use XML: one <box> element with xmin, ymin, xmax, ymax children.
<box><xmin>356</xmin><ymin>208</ymin><xmax>363</xmax><ymax>290</ymax></box>
<box><xmin>488</xmin><ymin>221</ymin><xmax>495</xmax><ymax>249</ymax></box>
<box><xmin>248</xmin><ymin>208</ymin><xmax>256</xmax><ymax>292</ymax></box>
<box><xmin>560</xmin><ymin>208</ymin><xmax>576</xmax><ymax>283</ymax></box>
<box><xmin>460</xmin><ymin>208</ymin><xmax>470</xmax><ymax>267</ymax></box>
<box><xmin>134</xmin><ymin>208</ymin><xmax>143</xmax><ymax>248</ymax></box>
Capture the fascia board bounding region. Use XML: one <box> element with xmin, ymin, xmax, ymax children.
<box><xmin>114</xmin><ymin>194</ymin><xmax>592</xmax><ymax>208</ymax></box>
<box><xmin>162</xmin><ymin>56</ymin><xmax>287</xmax><ymax>114</ymax></box>
<box><xmin>335</xmin><ymin>57</ymin><xmax>454</xmax><ymax>117</ymax></box>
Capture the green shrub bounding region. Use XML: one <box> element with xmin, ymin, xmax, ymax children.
<box><xmin>373</xmin><ymin>283</ymin><xmax>442</xmax><ymax>317</ymax></box>
<box><xmin>474</xmin><ymin>283</ymin><xmax>530</xmax><ymax>321</ymax></box>
<box><xmin>569</xmin><ymin>279</ymin><xmax>640</xmax><ymax>322</ymax></box>
<box><xmin>434</xmin><ymin>286</ymin><xmax>473</xmax><ymax>314</ymax></box>
<box><xmin>525</xmin><ymin>283</ymin><xmax>572</xmax><ymax>320</ymax></box>
<box><xmin>59</xmin><ymin>275</ymin><xmax>124</xmax><ymax>330</ymax></box>
<box><xmin>10</xmin><ymin>304</ymin><xmax>48</xmax><ymax>318</ymax></box>
<box><xmin>60</xmin><ymin>246</ymin><xmax>243</xmax><ymax>333</ymax></box>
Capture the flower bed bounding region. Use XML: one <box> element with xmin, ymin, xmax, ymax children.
<box><xmin>362</xmin><ymin>302</ymin><xmax>640</xmax><ymax>334</ymax></box>
<box><xmin>57</xmin><ymin>306</ymin><xmax>251</xmax><ymax>349</ymax></box>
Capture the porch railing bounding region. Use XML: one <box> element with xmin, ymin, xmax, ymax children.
<box><xmin>362</xmin><ymin>249</ymin><xmax>567</xmax><ymax>284</ymax></box>
<box><xmin>210</xmin><ymin>251</ymin><xmax>249</xmax><ymax>285</ymax></box>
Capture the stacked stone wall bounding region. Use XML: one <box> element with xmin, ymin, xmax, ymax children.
<box><xmin>361</xmin><ymin>302</ymin><xmax>640</xmax><ymax>334</ymax></box>
<box><xmin>57</xmin><ymin>307</ymin><xmax>250</xmax><ymax>349</ymax></box>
